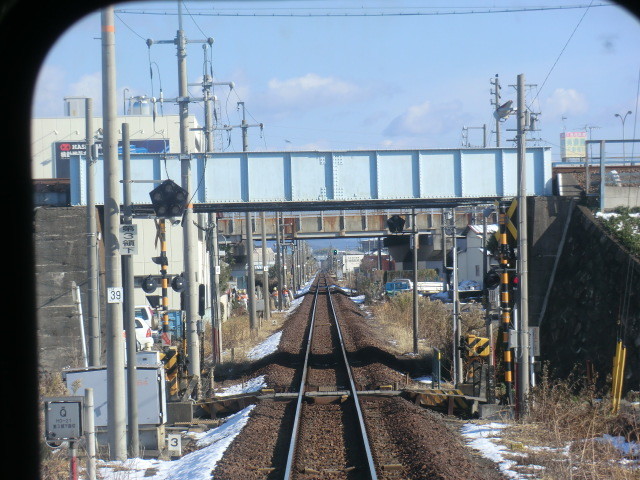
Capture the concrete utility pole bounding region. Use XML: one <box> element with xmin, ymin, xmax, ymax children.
<box><xmin>516</xmin><ymin>73</ymin><xmax>530</xmax><ymax>411</ymax></box>
<box><xmin>121</xmin><ymin>123</ymin><xmax>139</xmax><ymax>457</ymax></box>
<box><xmin>101</xmin><ymin>7</ymin><xmax>126</xmax><ymax>461</ymax></box>
<box><xmin>207</xmin><ymin>213</ymin><xmax>222</xmax><ymax>364</ymax></box>
<box><xmin>245</xmin><ymin>213</ymin><xmax>257</xmax><ymax>330</ymax></box>
<box><xmin>412</xmin><ymin>209</ymin><xmax>419</xmax><ymax>355</ymax></box>
<box><xmin>85</xmin><ymin>97</ymin><xmax>100</xmax><ymax>366</ymax></box>
<box><xmin>261</xmin><ymin>211</ymin><xmax>271</xmax><ymax>323</ymax></box>
<box><xmin>146</xmin><ymin>5</ymin><xmax>222</xmax><ymax>381</ymax></box>
<box><xmin>174</xmin><ymin>5</ymin><xmax>201</xmax><ymax>379</ymax></box>
<box><xmin>202</xmin><ymin>66</ymin><xmax>220</xmax><ymax>365</ymax></box>
<box><xmin>452</xmin><ymin>210</ymin><xmax>462</xmax><ymax>385</ymax></box>
<box><xmin>237</xmin><ymin>101</ymin><xmax>263</xmax><ymax>331</ymax></box>
<box><xmin>84</xmin><ymin>387</ymin><xmax>96</xmax><ymax>480</ymax></box>
<box><xmin>276</xmin><ymin>212</ymin><xmax>284</xmax><ymax>311</ymax></box>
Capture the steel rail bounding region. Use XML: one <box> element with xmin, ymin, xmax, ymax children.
<box><xmin>283</xmin><ymin>276</ymin><xmax>322</xmax><ymax>479</ymax></box>
<box><xmin>327</xmin><ymin>284</ymin><xmax>379</xmax><ymax>480</ymax></box>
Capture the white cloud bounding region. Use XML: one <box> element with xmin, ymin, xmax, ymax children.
<box><xmin>543</xmin><ymin>88</ymin><xmax>588</xmax><ymax>117</ymax></box>
<box><xmin>32</xmin><ymin>64</ymin><xmax>67</xmax><ymax>117</ymax></box>
<box><xmin>266</xmin><ymin>73</ymin><xmax>362</xmax><ymax>110</ymax></box>
<box><xmin>383</xmin><ymin>99</ymin><xmax>465</xmax><ymax>138</ymax></box>
<box><xmin>70</xmin><ymin>72</ymin><xmax>102</xmax><ymax>102</ymax></box>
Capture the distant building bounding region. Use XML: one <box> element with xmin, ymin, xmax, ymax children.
<box><xmin>560</xmin><ymin>131</ymin><xmax>586</xmax><ymax>162</ymax></box>
<box><xmin>32</xmin><ymin>98</ymin><xmax>209</xmax><ymax>299</ymax></box>
<box><xmin>360</xmin><ymin>252</ymin><xmax>395</xmax><ymax>271</ymax></box>
<box><xmin>31</xmin><ymin>96</ymin><xmax>203</xmax><ymax>194</ymax></box>
<box><xmin>456</xmin><ymin>224</ymin><xmax>498</xmax><ymax>286</ymax></box>
<box><xmin>341</xmin><ymin>252</ymin><xmax>365</xmax><ymax>274</ymax></box>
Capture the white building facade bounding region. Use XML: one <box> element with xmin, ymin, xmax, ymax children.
<box><xmin>32</xmin><ymin>101</ymin><xmax>222</xmax><ymax>318</ymax></box>
<box><xmin>456</xmin><ymin>224</ymin><xmax>498</xmax><ymax>285</ymax></box>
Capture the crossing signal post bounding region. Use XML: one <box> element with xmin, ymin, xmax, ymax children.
<box><xmin>498</xmin><ymin>200</ymin><xmax>515</xmax><ymax>404</ymax></box>
<box><xmin>149</xmin><ymin>179</ymin><xmax>188</xmax><ymax>219</ymax></box>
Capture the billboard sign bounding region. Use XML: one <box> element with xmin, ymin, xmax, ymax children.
<box><xmin>55</xmin><ymin>139</ymin><xmax>169</xmax><ymax>178</ymax></box>
<box><xmin>560</xmin><ymin>131</ymin><xmax>587</xmax><ymax>160</ymax></box>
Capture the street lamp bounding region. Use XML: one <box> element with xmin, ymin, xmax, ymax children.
<box><xmin>614</xmin><ymin>110</ymin><xmax>632</xmax><ymax>164</ymax></box>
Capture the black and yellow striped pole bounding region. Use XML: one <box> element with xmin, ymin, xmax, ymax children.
<box><xmin>499</xmin><ymin>201</ymin><xmax>514</xmax><ymax>404</ymax></box>
<box><xmin>159</xmin><ymin>219</ymin><xmax>170</xmax><ymax>341</ymax></box>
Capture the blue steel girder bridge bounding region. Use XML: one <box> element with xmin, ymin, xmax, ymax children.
<box><xmin>72</xmin><ymin>147</ymin><xmax>552</xmax><ymax>218</ymax></box>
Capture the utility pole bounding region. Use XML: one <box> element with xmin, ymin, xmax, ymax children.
<box><xmin>516</xmin><ymin>73</ymin><xmax>530</xmax><ymax>413</ymax></box>
<box><xmin>85</xmin><ymin>97</ymin><xmax>100</xmax><ymax>366</ymax></box>
<box><xmin>195</xmin><ymin>43</ymin><xmax>234</xmax><ymax>366</ymax></box>
<box><xmin>276</xmin><ymin>212</ymin><xmax>283</xmax><ymax>311</ymax></box>
<box><xmin>121</xmin><ymin>123</ymin><xmax>139</xmax><ymax>457</ymax></box>
<box><xmin>491</xmin><ymin>74</ymin><xmax>502</xmax><ymax>147</ymax></box>
<box><xmin>237</xmin><ymin>101</ymin><xmax>263</xmax><ymax>330</ymax></box>
<box><xmin>451</xmin><ymin>209</ymin><xmax>462</xmax><ymax>385</ymax></box>
<box><xmin>176</xmin><ymin>4</ymin><xmax>200</xmax><ymax>380</ymax></box>
<box><xmin>207</xmin><ymin>213</ymin><xmax>222</xmax><ymax>364</ymax></box>
<box><xmin>412</xmin><ymin>209</ymin><xmax>419</xmax><ymax>355</ymax></box>
<box><xmin>101</xmin><ymin>7</ymin><xmax>126</xmax><ymax>461</ymax></box>
<box><xmin>261</xmin><ymin>212</ymin><xmax>270</xmax><ymax>323</ymax></box>
<box><xmin>146</xmin><ymin>5</ymin><xmax>214</xmax><ymax>380</ymax></box>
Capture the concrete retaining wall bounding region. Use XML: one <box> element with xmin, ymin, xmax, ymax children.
<box><xmin>538</xmin><ymin>205</ymin><xmax>640</xmax><ymax>392</ymax></box>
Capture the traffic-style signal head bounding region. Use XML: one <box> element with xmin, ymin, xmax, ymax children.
<box><xmin>149</xmin><ymin>179</ymin><xmax>188</xmax><ymax>218</ymax></box>
<box><xmin>484</xmin><ymin>269</ymin><xmax>500</xmax><ymax>290</ymax></box>
<box><xmin>386</xmin><ymin>214</ymin><xmax>405</xmax><ymax>233</ymax></box>
<box><xmin>141</xmin><ymin>275</ymin><xmax>158</xmax><ymax>293</ymax></box>
<box><xmin>333</xmin><ymin>249</ymin><xmax>338</xmax><ymax>255</ymax></box>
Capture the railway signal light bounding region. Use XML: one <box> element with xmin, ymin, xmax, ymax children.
<box><xmin>198</xmin><ymin>284</ymin><xmax>206</xmax><ymax>317</ymax></box>
<box><xmin>141</xmin><ymin>275</ymin><xmax>157</xmax><ymax>293</ymax></box>
<box><xmin>511</xmin><ymin>275</ymin><xmax>520</xmax><ymax>302</ymax></box>
<box><xmin>171</xmin><ymin>274</ymin><xmax>186</xmax><ymax>293</ymax></box>
<box><xmin>333</xmin><ymin>249</ymin><xmax>338</xmax><ymax>255</ymax></box>
<box><xmin>386</xmin><ymin>214</ymin><xmax>405</xmax><ymax>233</ymax></box>
<box><xmin>149</xmin><ymin>179</ymin><xmax>188</xmax><ymax>218</ymax></box>
<box><xmin>484</xmin><ymin>268</ymin><xmax>500</xmax><ymax>290</ymax></box>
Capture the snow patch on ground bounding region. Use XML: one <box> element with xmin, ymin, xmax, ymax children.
<box><xmin>246</xmin><ymin>331</ymin><xmax>282</xmax><ymax>360</ymax></box>
<box><xmin>96</xmin><ymin>405</ymin><xmax>255</xmax><ymax>480</ymax></box>
<box><xmin>214</xmin><ymin>375</ymin><xmax>266</xmax><ymax>397</ymax></box>
<box><xmin>414</xmin><ymin>375</ymin><xmax>433</xmax><ymax>385</ymax></box>
<box><xmin>461</xmin><ymin>422</ymin><xmax>524</xmax><ymax>479</ymax></box>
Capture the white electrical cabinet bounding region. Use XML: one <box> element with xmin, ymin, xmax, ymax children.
<box><xmin>63</xmin><ymin>364</ymin><xmax>166</xmax><ymax>427</ymax></box>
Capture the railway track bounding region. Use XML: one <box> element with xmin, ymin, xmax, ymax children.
<box><xmin>285</xmin><ymin>275</ymin><xmax>377</xmax><ymax>479</ymax></box>
<box><xmin>212</xmin><ymin>273</ymin><xmax>503</xmax><ymax>480</ymax></box>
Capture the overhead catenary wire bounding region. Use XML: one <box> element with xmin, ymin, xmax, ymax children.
<box><xmin>528</xmin><ymin>0</ymin><xmax>595</xmax><ymax>108</ymax></box>
<box><xmin>115</xmin><ymin>4</ymin><xmax>611</xmax><ymax>18</ymax></box>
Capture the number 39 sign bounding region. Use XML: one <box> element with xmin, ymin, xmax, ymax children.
<box><xmin>107</xmin><ymin>287</ymin><xmax>123</xmax><ymax>304</ymax></box>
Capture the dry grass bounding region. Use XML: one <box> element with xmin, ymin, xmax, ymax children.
<box><xmin>371</xmin><ymin>294</ymin><xmax>485</xmax><ymax>356</ymax></box>
<box><xmin>39</xmin><ymin>371</ymin><xmax>75</xmax><ymax>480</ymax></box>
<box><xmin>497</xmin><ymin>367</ymin><xmax>640</xmax><ymax>479</ymax></box>
<box><xmin>202</xmin><ymin>309</ymin><xmax>287</xmax><ymax>363</ymax></box>
<box><xmin>370</xmin><ymin>296</ymin><xmax>640</xmax><ymax>478</ymax></box>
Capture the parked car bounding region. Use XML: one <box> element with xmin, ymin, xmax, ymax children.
<box><xmin>385</xmin><ymin>279</ymin><xmax>413</xmax><ymax>296</ymax></box>
<box><xmin>135</xmin><ymin>305</ymin><xmax>157</xmax><ymax>329</ymax></box>
<box><xmin>124</xmin><ymin>317</ymin><xmax>154</xmax><ymax>351</ymax></box>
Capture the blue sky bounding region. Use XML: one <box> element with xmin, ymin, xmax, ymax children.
<box><xmin>33</xmin><ymin>1</ymin><xmax>640</xmax><ymax>161</ymax></box>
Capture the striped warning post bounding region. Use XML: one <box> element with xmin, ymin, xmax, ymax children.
<box><xmin>466</xmin><ymin>335</ymin><xmax>490</xmax><ymax>357</ymax></box>
<box><xmin>499</xmin><ymin>201</ymin><xmax>514</xmax><ymax>404</ymax></box>
<box><xmin>405</xmin><ymin>389</ymin><xmax>471</xmax><ymax>413</ymax></box>
<box><xmin>161</xmin><ymin>346</ymin><xmax>179</xmax><ymax>397</ymax></box>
